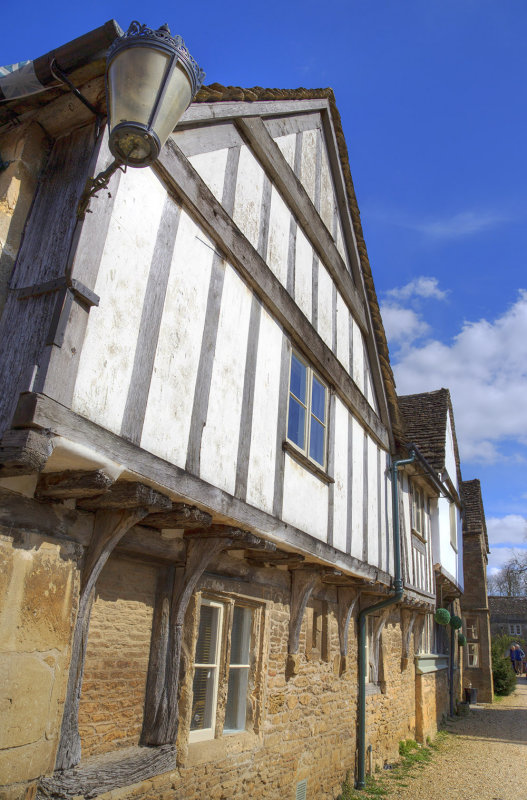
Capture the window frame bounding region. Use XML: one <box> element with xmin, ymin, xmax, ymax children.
<box><xmin>286</xmin><ymin>350</ymin><xmax>329</xmax><ymax>470</ymax></box>
<box><xmin>508</xmin><ymin>623</ymin><xmax>521</xmax><ymax>636</ymax></box>
<box><xmin>410</xmin><ymin>481</ymin><xmax>428</xmax><ymax>541</ymax></box>
<box><xmin>188</xmin><ymin>593</ymin><xmax>263</xmax><ymax>745</ymax></box>
<box><xmin>188</xmin><ymin>598</ymin><xmax>224</xmax><ymax>743</ymax></box>
<box><xmin>467</xmin><ymin>643</ymin><xmax>480</xmax><ymax>668</ymax></box>
<box><xmin>449</xmin><ymin>502</ymin><xmax>458</xmax><ymax>551</ymax></box>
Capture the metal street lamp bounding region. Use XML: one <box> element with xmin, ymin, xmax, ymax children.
<box><xmin>106</xmin><ymin>21</ymin><xmax>204</xmax><ymax>167</ymax></box>
<box><xmin>78</xmin><ymin>20</ymin><xmax>204</xmax><ymax>215</ymax></box>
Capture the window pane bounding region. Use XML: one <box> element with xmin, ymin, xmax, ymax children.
<box><xmin>288</xmin><ymin>397</ymin><xmax>306</xmax><ymax>448</ymax></box>
<box><xmin>290</xmin><ymin>354</ymin><xmax>307</xmax><ymax>402</ymax></box>
<box><xmin>224</xmin><ymin>667</ymin><xmax>249</xmax><ymax>733</ymax></box>
<box><xmin>230</xmin><ymin>607</ymin><xmax>252</xmax><ymax>665</ymax></box>
<box><xmin>309</xmin><ymin>416</ymin><xmax>325</xmax><ymax>465</ymax></box>
<box><xmin>195</xmin><ymin>604</ymin><xmax>220</xmax><ymax>664</ymax></box>
<box><xmin>311</xmin><ymin>375</ymin><xmax>326</xmax><ymax>422</ymax></box>
<box><xmin>190</xmin><ymin>667</ymin><xmax>216</xmax><ymax>730</ymax></box>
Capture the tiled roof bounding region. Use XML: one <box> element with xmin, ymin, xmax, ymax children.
<box><xmin>461</xmin><ymin>479</ymin><xmax>489</xmax><ymax>552</ymax></box>
<box><xmin>489</xmin><ymin>595</ymin><xmax>527</xmax><ymax>616</ymax></box>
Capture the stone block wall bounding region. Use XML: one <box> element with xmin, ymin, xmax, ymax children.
<box><xmin>0</xmin><ymin>527</ymin><xmax>80</xmax><ymax>789</ymax></box>
<box><xmin>415</xmin><ymin>669</ymin><xmax>449</xmax><ymax>743</ymax></box>
<box><xmin>78</xmin><ymin>557</ymin><xmax>157</xmax><ymax>757</ymax></box>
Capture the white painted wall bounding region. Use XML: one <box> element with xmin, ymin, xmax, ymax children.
<box><xmin>282</xmin><ymin>453</ymin><xmax>328</xmax><ymax>541</ymax></box>
<box><xmin>317</xmin><ymin>263</ymin><xmax>333</xmax><ymax>348</ymax></box>
<box><xmin>233</xmin><ymin>145</ymin><xmax>264</xmax><ymax>251</ymax></box>
<box><xmin>332</xmin><ymin>398</ymin><xmax>349</xmax><ymax>553</ymax></box>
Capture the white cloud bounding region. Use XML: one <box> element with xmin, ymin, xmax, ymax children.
<box><xmin>386</xmin><ymin>276</ymin><xmax>448</xmax><ymax>301</ymax></box>
<box><xmin>379</xmin><ymin>303</ymin><xmax>430</xmax><ymax>346</ymax></box>
<box><xmin>487</xmin><ymin>546</ymin><xmax>526</xmax><ymax>575</ymax></box>
<box><xmin>391</xmin><ymin>290</ymin><xmax>527</xmax><ymax>463</ymax></box>
<box><xmin>412</xmin><ymin>210</ymin><xmax>507</xmax><ymax>240</ymax></box>
<box><xmin>487</xmin><ymin>515</ymin><xmax>527</xmax><ymax>548</ymax></box>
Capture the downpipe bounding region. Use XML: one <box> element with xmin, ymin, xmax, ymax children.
<box><xmin>356</xmin><ymin>449</ymin><xmax>416</xmax><ymax>789</ymax></box>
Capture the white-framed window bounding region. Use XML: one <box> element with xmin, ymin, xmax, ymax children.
<box><xmin>410</xmin><ymin>482</ymin><xmax>427</xmax><ymax>540</ymax></box>
<box><xmin>465</xmin><ymin>617</ymin><xmax>479</xmax><ymax>640</ymax></box>
<box><xmin>508</xmin><ymin>623</ymin><xmax>522</xmax><ymax>636</ymax></box>
<box><xmin>287</xmin><ymin>351</ymin><xmax>328</xmax><ymax>468</ymax></box>
<box><xmin>467</xmin><ymin>643</ymin><xmax>479</xmax><ymax>668</ymax></box>
<box><xmin>189</xmin><ymin>597</ymin><xmax>256</xmax><ymax>743</ymax></box>
<box><xmin>449</xmin><ymin>502</ymin><xmax>458</xmax><ymax>550</ymax></box>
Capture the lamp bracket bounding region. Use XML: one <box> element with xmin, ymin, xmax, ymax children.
<box><xmin>50</xmin><ymin>59</ymin><xmax>101</xmax><ymax>119</ymax></box>
<box><xmin>77</xmin><ymin>159</ymin><xmax>126</xmax><ymax>220</ymax></box>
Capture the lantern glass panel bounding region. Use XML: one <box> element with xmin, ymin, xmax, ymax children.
<box><xmin>151</xmin><ymin>61</ymin><xmax>193</xmax><ymax>147</ymax></box>
<box><xmin>108</xmin><ymin>46</ymin><xmax>170</xmax><ymax>130</ymax></box>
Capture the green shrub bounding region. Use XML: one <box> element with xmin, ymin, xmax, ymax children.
<box><xmin>434</xmin><ymin>608</ymin><xmax>450</xmax><ymax>625</ymax></box>
<box><xmin>458</xmin><ymin>633</ymin><xmax>467</xmax><ymax>646</ymax></box>
<box><xmin>449</xmin><ymin>615</ymin><xmax>463</xmax><ymax>630</ymax></box>
<box><xmin>491</xmin><ymin>636</ymin><xmax>517</xmax><ymax>696</ymax></box>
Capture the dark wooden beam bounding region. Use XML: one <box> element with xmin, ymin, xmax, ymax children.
<box><xmin>35</xmin><ymin>469</ymin><xmax>114</xmax><ymax>500</ymax></box>
<box><xmin>337</xmin><ymin>587</ymin><xmax>359</xmax><ymax>664</ymax></box>
<box><xmin>142</xmin><ymin>503</ymin><xmax>212</xmax><ymax>530</ymax></box>
<box><xmin>245</xmin><ymin>550</ymin><xmax>305</xmax><ymax>567</ymax></box>
<box><xmin>235</xmin><ymin>115</ymin><xmax>367</xmax><ymax>333</ymax></box>
<box><xmin>153</xmin><ymin>140</ymin><xmax>388</xmax><ymax>449</ymax></box>
<box><xmin>184</xmin><ymin>525</ymin><xmax>276</xmax><ymax>551</ymax></box>
<box><xmin>288</xmin><ymin>568</ymin><xmax>320</xmax><ymax>657</ymax></box>
<box><xmin>0</xmin><ymin>428</ymin><xmax>53</xmax><ymax>477</ymax></box>
<box><xmin>11</xmin><ymin>392</ymin><xmax>393</xmax><ymax>587</ymax></box>
<box><xmin>76</xmin><ymin>481</ymin><xmax>171</xmax><ymax>512</ymax></box>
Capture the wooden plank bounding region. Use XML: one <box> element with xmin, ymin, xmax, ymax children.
<box><xmin>0</xmin><ymin>428</ymin><xmax>53</xmax><ymax>476</ymax></box>
<box><xmin>264</xmin><ymin>112</ymin><xmax>322</xmax><ymax>139</ymax></box>
<box><xmin>0</xmin><ymin>125</ymin><xmax>98</xmax><ymax>437</ymax></box>
<box><xmin>120</xmin><ymin>198</ymin><xmax>181</xmax><ymax>444</ymax></box>
<box><xmin>76</xmin><ymin>481</ymin><xmax>171</xmax><ymax>511</ymax></box>
<box><xmin>35</xmin><ymin>469</ymin><xmax>114</xmax><ymax>500</ymax></box>
<box><xmin>13</xmin><ymin>392</ymin><xmax>393</xmax><ymax>586</ymax></box>
<box><xmin>234</xmin><ymin>295</ymin><xmax>261</xmax><ymax>501</ymax></box>
<box><xmin>272</xmin><ymin>335</ymin><xmax>291</xmax><ymax>517</ymax></box>
<box><xmin>172</xmin><ymin>121</ymin><xmax>243</xmax><ymax>157</ymax></box>
<box><xmin>154</xmin><ymin>140</ymin><xmax>388</xmax><ymax>448</ymax></box>
<box><xmin>142</xmin><ymin>504</ymin><xmax>212</xmax><ymax>530</ymax></box>
<box><xmin>0</xmin><ymin>486</ymin><xmax>92</xmax><ymax>545</ymax></box>
<box><xmin>185</xmin><ymin>145</ymin><xmax>241</xmax><ymax>475</ymax></box>
<box><xmin>235</xmin><ymin>116</ymin><xmax>368</xmax><ymax>333</ymax></box>
<box><xmin>179</xmin><ymin>99</ymin><xmax>330</xmax><ymax>127</ymax></box>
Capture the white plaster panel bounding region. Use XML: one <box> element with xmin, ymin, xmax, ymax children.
<box><xmin>317</xmin><ymin>263</ymin><xmax>333</xmax><ymax>349</ymax></box>
<box><xmin>188</xmin><ymin>148</ymin><xmax>228</xmax><ymax>203</ymax></box>
<box><xmin>300</xmin><ymin>129</ymin><xmax>318</xmax><ymax>205</ymax></box>
<box><xmin>294</xmin><ymin>226</ymin><xmax>313</xmax><ymax>321</ymax></box>
<box><xmin>282</xmin><ymin>454</ymin><xmax>328</xmax><ymax>541</ymax></box>
<box><xmin>367</xmin><ymin>436</ymin><xmax>379</xmax><ymax>568</ymax></box>
<box><xmin>274</xmin><ymin>133</ymin><xmax>296</xmax><ymax>170</ymax></box>
<box><xmin>336</xmin><ymin>293</ymin><xmax>350</xmax><ymax>373</ymax></box>
<box><xmin>246</xmin><ymin>311</ymin><xmax>283</xmax><ymax>514</ymax></box>
<box><xmin>233</xmin><ymin>145</ymin><xmax>264</xmax><ymax>250</ymax></box>
<box><xmin>401</xmin><ymin>475</ymin><xmax>413</xmax><ymax>580</ymax></box>
<box><xmin>73</xmin><ymin>168</ymin><xmax>167</xmax><ymax>433</ymax></box>
<box><xmin>267</xmin><ymin>187</ymin><xmax>290</xmax><ymax>287</ymax></box>
<box><xmin>332</xmin><ymin>399</ymin><xmax>348</xmax><ymax>553</ymax></box>
<box><xmin>336</xmin><ymin>219</ymin><xmax>348</xmax><ymax>264</ymax></box>
<box><xmin>319</xmin><ymin>143</ymin><xmax>336</xmax><ymax>233</ymax></box>
<box><xmin>140</xmin><ymin>210</ymin><xmax>215</xmax><ymax>466</ymax></box>
<box><xmin>200</xmin><ymin>265</ymin><xmax>253</xmax><ymax>495</ymax></box>
<box><xmin>379</xmin><ymin>449</ymin><xmax>387</xmax><ymax>574</ymax></box>
<box><xmin>352</xmin><ymin>319</ymin><xmax>364</xmax><ymax>392</ymax></box>
<box><xmin>350</xmin><ymin>417</ymin><xmax>364</xmax><ymax>561</ymax></box>
<box><xmin>385</xmin><ymin>455</ymin><xmax>394</xmax><ymax>576</ymax></box>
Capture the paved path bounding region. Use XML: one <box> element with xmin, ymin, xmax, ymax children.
<box><xmin>382</xmin><ymin>679</ymin><xmax>527</xmax><ymax>800</ymax></box>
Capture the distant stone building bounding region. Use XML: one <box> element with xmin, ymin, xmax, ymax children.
<box><xmin>460</xmin><ymin>480</ymin><xmax>493</xmax><ymax>702</ymax></box>
<box><xmin>489</xmin><ymin>595</ymin><xmax>527</xmax><ymax>640</ymax></box>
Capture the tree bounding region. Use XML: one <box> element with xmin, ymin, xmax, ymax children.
<box><xmin>488</xmin><ymin>552</ymin><xmax>527</xmax><ymax>596</ymax></box>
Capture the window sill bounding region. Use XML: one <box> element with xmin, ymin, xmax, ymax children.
<box><xmin>365</xmin><ymin>682</ymin><xmax>384</xmax><ymax>696</ymax></box>
<box><xmin>415</xmin><ymin>654</ymin><xmax>449</xmax><ymax>674</ymax></box>
<box><xmin>282</xmin><ymin>441</ymin><xmax>334</xmax><ymax>484</ymax></box>
<box><xmin>411</xmin><ymin>528</ymin><xmax>427</xmax><ymax>544</ymax></box>
<box><xmin>186</xmin><ymin>730</ymin><xmax>261</xmax><ymax>766</ymax></box>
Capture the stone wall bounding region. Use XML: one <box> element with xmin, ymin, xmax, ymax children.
<box><xmin>0</xmin><ymin>526</ymin><xmax>80</xmax><ymax>789</ymax></box>
<box><xmin>415</xmin><ymin>669</ymin><xmax>449</xmax><ymax>743</ymax></box>
<box><xmin>78</xmin><ymin>557</ymin><xmax>157</xmax><ymax>757</ymax></box>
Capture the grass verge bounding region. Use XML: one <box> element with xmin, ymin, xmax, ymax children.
<box><xmin>337</xmin><ymin>731</ymin><xmax>450</xmax><ymax>799</ymax></box>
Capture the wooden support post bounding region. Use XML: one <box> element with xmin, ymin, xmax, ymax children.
<box><xmin>369</xmin><ymin>608</ymin><xmax>390</xmax><ymax>684</ymax></box>
<box><xmin>286</xmin><ymin>568</ymin><xmax>319</xmax><ymax>675</ymax></box>
<box><xmin>400</xmin><ymin>608</ymin><xmax>419</xmax><ymax>669</ymax></box>
<box><xmin>337</xmin><ymin>587</ymin><xmax>359</xmax><ymax>673</ymax></box>
<box><xmin>141</xmin><ymin>535</ymin><xmax>231</xmax><ymax>745</ymax></box>
<box><xmin>0</xmin><ymin>428</ymin><xmax>53</xmax><ymax>477</ymax></box>
<box><xmin>55</xmin><ymin>483</ymin><xmax>170</xmax><ymax>771</ymax></box>
<box><xmin>35</xmin><ymin>469</ymin><xmax>114</xmax><ymax>500</ymax></box>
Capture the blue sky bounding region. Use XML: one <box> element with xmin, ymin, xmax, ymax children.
<box><xmin>4</xmin><ymin>0</ymin><xmax>526</xmax><ymax>573</ymax></box>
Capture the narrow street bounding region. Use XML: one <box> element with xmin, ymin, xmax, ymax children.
<box><xmin>382</xmin><ymin>680</ymin><xmax>527</xmax><ymax>800</ymax></box>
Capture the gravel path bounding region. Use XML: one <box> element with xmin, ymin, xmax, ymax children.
<box><xmin>381</xmin><ymin>679</ymin><xmax>527</xmax><ymax>800</ymax></box>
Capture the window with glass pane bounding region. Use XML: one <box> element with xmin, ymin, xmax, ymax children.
<box><xmin>224</xmin><ymin>606</ymin><xmax>252</xmax><ymax>733</ymax></box>
<box><xmin>411</xmin><ymin>484</ymin><xmax>426</xmax><ymax>538</ymax></box>
<box><xmin>467</xmin><ymin>643</ymin><xmax>479</xmax><ymax>668</ymax></box>
<box><xmin>190</xmin><ymin>601</ymin><xmax>222</xmax><ymax>739</ymax></box>
<box><xmin>287</xmin><ymin>351</ymin><xmax>327</xmax><ymax>468</ymax></box>
<box><xmin>449</xmin><ymin>502</ymin><xmax>458</xmax><ymax>549</ymax></box>
<box><xmin>465</xmin><ymin>617</ymin><xmax>478</xmax><ymax>640</ymax></box>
